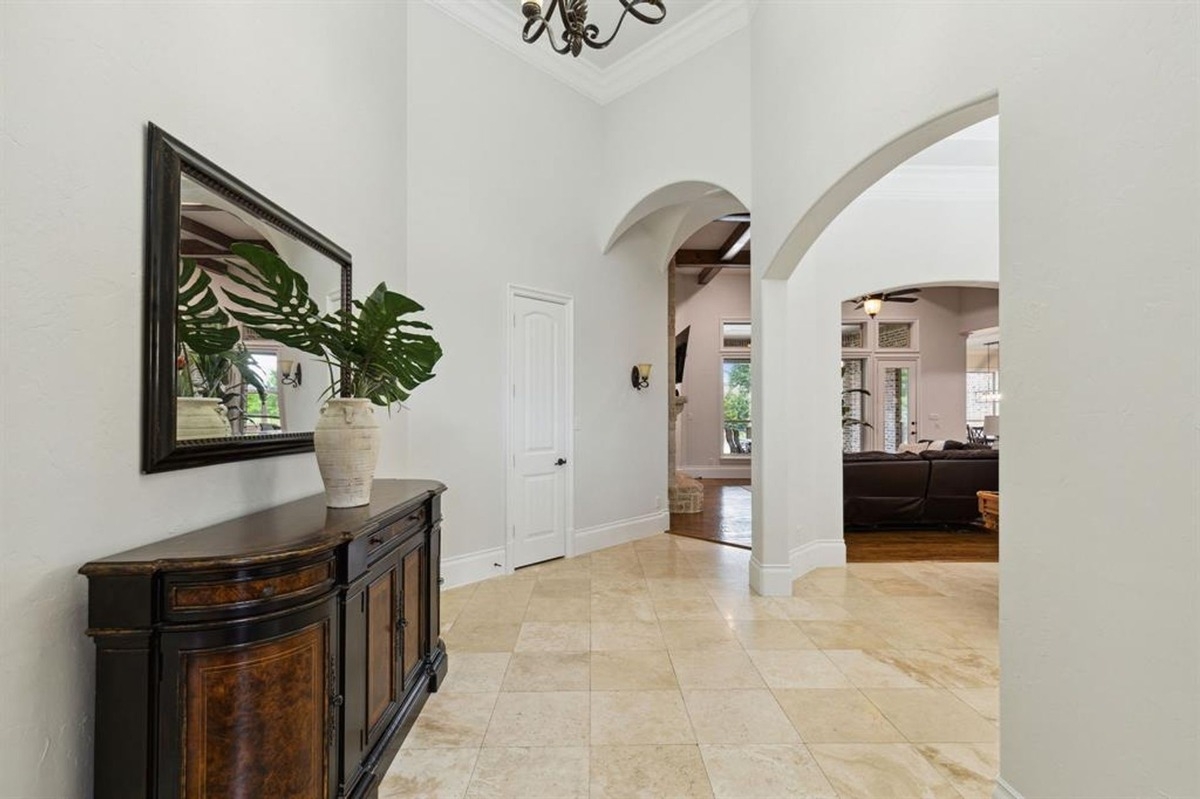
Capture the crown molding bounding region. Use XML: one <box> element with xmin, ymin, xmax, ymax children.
<box><xmin>423</xmin><ymin>0</ymin><xmax>750</xmax><ymax>105</ymax></box>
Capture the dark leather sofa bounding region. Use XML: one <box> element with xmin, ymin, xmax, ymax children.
<box><xmin>843</xmin><ymin>448</ymin><xmax>998</xmax><ymax>527</ymax></box>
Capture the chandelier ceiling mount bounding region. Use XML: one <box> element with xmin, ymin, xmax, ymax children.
<box><xmin>521</xmin><ymin>0</ymin><xmax>667</xmax><ymax>58</ymax></box>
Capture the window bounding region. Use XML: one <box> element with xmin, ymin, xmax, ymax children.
<box><xmin>841</xmin><ymin>323</ymin><xmax>866</xmax><ymax>349</ymax></box>
<box><xmin>841</xmin><ymin>359</ymin><xmax>867</xmax><ymax>453</ymax></box>
<box><xmin>722</xmin><ymin>358</ymin><xmax>751</xmax><ymax>455</ymax></box>
<box><xmin>878</xmin><ymin>321</ymin><xmax>914</xmax><ymax>349</ymax></box>
<box><xmin>967</xmin><ymin>371</ymin><xmax>999</xmax><ymax>424</ymax></box>
<box><xmin>722</xmin><ymin>321</ymin><xmax>751</xmax><ymax>349</ymax></box>
<box><xmin>243</xmin><ymin>349</ymin><xmax>282</xmax><ymax>433</ymax></box>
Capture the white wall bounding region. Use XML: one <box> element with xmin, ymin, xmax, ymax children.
<box><xmin>675</xmin><ymin>270</ymin><xmax>752</xmax><ymax>477</ymax></box>
<box><xmin>405</xmin><ymin>3</ymin><xmax>668</xmax><ymax>581</ymax></box>
<box><xmin>842</xmin><ymin>287</ymin><xmax>1000</xmax><ymax>445</ymax></box>
<box><xmin>0</xmin><ymin>4</ymin><xmax>409</xmax><ymax>795</ymax></box>
<box><xmin>601</xmin><ymin>29</ymin><xmax>751</xmax><ymax>245</ymax></box>
<box><xmin>750</xmin><ymin>3</ymin><xmax>1199</xmax><ymax>795</ymax></box>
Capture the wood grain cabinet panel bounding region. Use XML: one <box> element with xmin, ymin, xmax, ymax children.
<box><xmin>366</xmin><ymin>570</ymin><xmax>397</xmax><ymax>731</ymax></box>
<box><xmin>182</xmin><ymin>621</ymin><xmax>329</xmax><ymax>799</ymax></box>
<box><xmin>170</xmin><ymin>560</ymin><xmax>334</xmax><ymax>611</ymax></box>
<box><xmin>402</xmin><ymin>547</ymin><xmax>423</xmax><ymax>685</ymax></box>
<box><xmin>81</xmin><ymin>480</ymin><xmax>449</xmax><ymax>799</ymax></box>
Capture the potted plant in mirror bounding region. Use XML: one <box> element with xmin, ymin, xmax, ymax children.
<box><xmin>222</xmin><ymin>243</ymin><xmax>442</xmax><ymax>507</ymax></box>
<box><xmin>175</xmin><ymin>259</ymin><xmax>267</xmax><ymax>440</ymax></box>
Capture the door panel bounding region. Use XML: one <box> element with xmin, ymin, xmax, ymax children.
<box><xmin>875</xmin><ymin>359</ymin><xmax>919</xmax><ymax>452</ymax></box>
<box><xmin>510</xmin><ymin>293</ymin><xmax>570</xmax><ymax>568</ymax></box>
<box><xmin>365</xmin><ymin>570</ymin><xmax>397</xmax><ymax>732</ymax></box>
<box><xmin>181</xmin><ymin>619</ymin><xmax>329</xmax><ymax>799</ymax></box>
<box><xmin>401</xmin><ymin>546</ymin><xmax>423</xmax><ymax>687</ymax></box>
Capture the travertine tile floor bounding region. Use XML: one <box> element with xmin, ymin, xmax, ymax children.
<box><xmin>381</xmin><ymin>534</ymin><xmax>999</xmax><ymax>799</ymax></box>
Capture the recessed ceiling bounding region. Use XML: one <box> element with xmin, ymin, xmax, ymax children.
<box><xmin>429</xmin><ymin>0</ymin><xmax>751</xmax><ymax>104</ymax></box>
<box><xmin>491</xmin><ymin>0</ymin><xmax>717</xmax><ymax>68</ymax></box>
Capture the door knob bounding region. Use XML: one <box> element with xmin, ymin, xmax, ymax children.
<box><xmin>555</xmin><ymin>458</ymin><xmax>567</xmax><ymax>466</ymax></box>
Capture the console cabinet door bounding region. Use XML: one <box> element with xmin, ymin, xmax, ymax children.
<box><xmin>343</xmin><ymin>546</ymin><xmax>405</xmax><ymax>788</ymax></box>
<box><xmin>161</xmin><ymin>597</ymin><xmax>338</xmax><ymax>799</ymax></box>
<box><xmin>400</xmin><ymin>540</ymin><xmax>427</xmax><ymax>691</ymax></box>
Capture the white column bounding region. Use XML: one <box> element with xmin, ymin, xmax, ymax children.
<box><xmin>750</xmin><ymin>274</ymin><xmax>794</xmax><ymax>594</ymax></box>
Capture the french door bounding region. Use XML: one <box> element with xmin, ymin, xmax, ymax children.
<box><xmin>874</xmin><ymin>358</ymin><xmax>919</xmax><ymax>452</ymax></box>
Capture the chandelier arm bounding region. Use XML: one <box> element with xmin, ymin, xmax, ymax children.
<box><xmin>582</xmin><ymin>0</ymin><xmax>665</xmax><ymax>49</ymax></box>
<box><xmin>523</xmin><ymin>14</ymin><xmax>574</xmax><ymax>53</ymax></box>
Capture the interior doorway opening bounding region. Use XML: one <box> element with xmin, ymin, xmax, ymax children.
<box><xmin>668</xmin><ymin>214</ymin><xmax>753</xmax><ymax>549</ymax></box>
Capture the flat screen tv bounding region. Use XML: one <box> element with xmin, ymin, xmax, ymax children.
<box><xmin>675</xmin><ymin>326</ymin><xmax>690</xmax><ymax>386</ymax></box>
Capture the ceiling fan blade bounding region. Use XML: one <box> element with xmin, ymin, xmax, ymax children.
<box><xmin>885</xmin><ymin>288</ymin><xmax>923</xmax><ymax>297</ymax></box>
<box><xmin>853</xmin><ymin>302</ymin><xmax>864</xmax><ymax>309</ymax></box>
<box><xmin>889</xmin><ymin>297</ymin><xmax>920</xmax><ymax>303</ymax></box>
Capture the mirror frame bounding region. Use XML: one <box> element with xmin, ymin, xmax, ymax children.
<box><xmin>143</xmin><ymin>123</ymin><xmax>351</xmax><ymax>473</ymax></box>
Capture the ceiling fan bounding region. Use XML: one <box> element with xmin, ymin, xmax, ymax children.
<box><xmin>852</xmin><ymin>288</ymin><xmax>922</xmax><ymax>318</ymax></box>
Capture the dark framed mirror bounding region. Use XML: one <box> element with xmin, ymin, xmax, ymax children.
<box><xmin>143</xmin><ymin>123</ymin><xmax>351</xmax><ymax>473</ymax></box>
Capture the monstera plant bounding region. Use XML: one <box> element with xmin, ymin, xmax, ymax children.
<box><xmin>175</xmin><ymin>258</ymin><xmax>267</xmax><ymax>437</ymax></box>
<box><xmin>222</xmin><ymin>243</ymin><xmax>442</xmax><ymax>507</ymax></box>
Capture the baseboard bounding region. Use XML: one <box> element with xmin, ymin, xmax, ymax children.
<box><xmin>790</xmin><ymin>538</ymin><xmax>847</xmax><ymax>579</ymax></box>
<box><xmin>678</xmin><ymin>465</ymin><xmax>752</xmax><ymax>480</ymax></box>
<box><xmin>992</xmin><ymin>777</ymin><xmax>1024</xmax><ymax>799</ymax></box>
<box><xmin>749</xmin><ymin>556</ymin><xmax>793</xmax><ymax>596</ymax></box>
<box><xmin>575</xmin><ymin>510</ymin><xmax>669</xmax><ymax>556</ymax></box>
<box><xmin>441</xmin><ymin>546</ymin><xmax>506</xmax><ymax>589</ymax></box>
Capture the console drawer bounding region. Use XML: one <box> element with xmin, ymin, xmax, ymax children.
<box><xmin>163</xmin><ymin>556</ymin><xmax>336</xmax><ymax>621</ymax></box>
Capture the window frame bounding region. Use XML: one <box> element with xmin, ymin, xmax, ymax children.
<box><xmin>719</xmin><ymin>317</ymin><xmax>752</xmax><ymax>461</ymax></box>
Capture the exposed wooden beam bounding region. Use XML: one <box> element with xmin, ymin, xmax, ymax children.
<box><xmin>195</xmin><ymin>258</ymin><xmax>230</xmax><ymax>275</ymax></box>
<box><xmin>675</xmin><ymin>249</ymin><xmax>751</xmax><ymax>266</ymax></box>
<box><xmin>180</xmin><ymin>215</ymin><xmax>276</xmax><ymax>253</ymax></box>
<box><xmin>180</xmin><ymin>239</ymin><xmax>228</xmax><ymax>258</ymax></box>
<box><xmin>719</xmin><ymin>222</ymin><xmax>752</xmax><ymax>261</ymax></box>
<box><xmin>718</xmin><ymin>213</ymin><xmax>751</xmax><ymax>223</ymax></box>
<box><xmin>697</xmin><ymin>266</ymin><xmax>722</xmax><ymax>285</ymax></box>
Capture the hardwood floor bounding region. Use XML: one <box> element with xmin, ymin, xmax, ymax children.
<box><xmin>668</xmin><ymin>479</ymin><xmax>751</xmax><ymax>550</ymax></box>
<box><xmin>669</xmin><ymin>478</ymin><xmax>998</xmax><ymax>562</ymax></box>
<box><xmin>846</xmin><ymin>528</ymin><xmax>998</xmax><ymax>562</ymax></box>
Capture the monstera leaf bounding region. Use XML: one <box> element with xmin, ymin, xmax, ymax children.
<box><xmin>325</xmin><ymin>284</ymin><xmax>443</xmax><ymax>405</ymax></box>
<box><xmin>219</xmin><ymin>244</ymin><xmax>442</xmax><ymax>409</ymax></box>
<box><xmin>223</xmin><ymin>243</ymin><xmax>328</xmax><ymax>356</ymax></box>
<box><xmin>177</xmin><ymin>258</ymin><xmax>241</xmax><ymax>355</ymax></box>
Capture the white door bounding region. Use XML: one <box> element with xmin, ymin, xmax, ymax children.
<box><xmin>509</xmin><ymin>290</ymin><xmax>571</xmax><ymax>569</ymax></box>
<box><xmin>874</xmin><ymin>358</ymin><xmax>919</xmax><ymax>452</ymax></box>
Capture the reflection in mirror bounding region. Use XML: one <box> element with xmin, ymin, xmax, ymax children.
<box><xmin>174</xmin><ymin>175</ymin><xmax>340</xmax><ymax>446</ymax></box>
<box><xmin>143</xmin><ymin>123</ymin><xmax>351</xmax><ymax>473</ymax></box>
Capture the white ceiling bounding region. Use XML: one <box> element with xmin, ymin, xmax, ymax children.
<box><xmin>430</xmin><ymin>0</ymin><xmax>751</xmax><ymax>104</ymax></box>
<box><xmin>494</xmin><ymin>0</ymin><xmax>716</xmax><ymax>68</ymax></box>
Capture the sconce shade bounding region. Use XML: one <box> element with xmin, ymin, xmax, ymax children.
<box><xmin>279</xmin><ymin>359</ymin><xmax>294</xmax><ymax>375</ymax></box>
<box><xmin>631</xmin><ymin>363</ymin><xmax>652</xmax><ymax>390</ymax></box>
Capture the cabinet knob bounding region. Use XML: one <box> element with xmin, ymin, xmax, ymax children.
<box><xmin>368</xmin><ymin>535</ymin><xmax>384</xmax><ymax>546</ymax></box>
<box><xmin>397</xmin><ymin>617</ymin><xmax>408</xmax><ymax>630</ymax></box>
<box><xmin>331</xmin><ymin>693</ymin><xmax>344</xmax><ymax>708</ymax></box>
<box><xmin>260</xmin><ymin>585</ymin><xmax>276</xmax><ymax>598</ymax></box>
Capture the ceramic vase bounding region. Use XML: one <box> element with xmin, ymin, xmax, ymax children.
<box><xmin>176</xmin><ymin>397</ymin><xmax>232</xmax><ymax>441</ymax></box>
<box><xmin>314</xmin><ymin>398</ymin><xmax>381</xmax><ymax>508</ymax></box>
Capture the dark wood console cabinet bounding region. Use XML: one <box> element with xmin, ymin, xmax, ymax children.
<box><xmin>81</xmin><ymin>479</ymin><xmax>448</xmax><ymax>799</ymax></box>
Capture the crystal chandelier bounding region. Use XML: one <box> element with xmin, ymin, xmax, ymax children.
<box><xmin>521</xmin><ymin>0</ymin><xmax>666</xmax><ymax>58</ymax></box>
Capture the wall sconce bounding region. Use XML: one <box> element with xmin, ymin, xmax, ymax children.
<box><xmin>279</xmin><ymin>359</ymin><xmax>302</xmax><ymax>388</ymax></box>
<box><xmin>631</xmin><ymin>363</ymin><xmax>652</xmax><ymax>390</ymax></box>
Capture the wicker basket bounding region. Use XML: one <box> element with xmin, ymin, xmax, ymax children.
<box><xmin>977</xmin><ymin>490</ymin><xmax>999</xmax><ymax>532</ymax></box>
